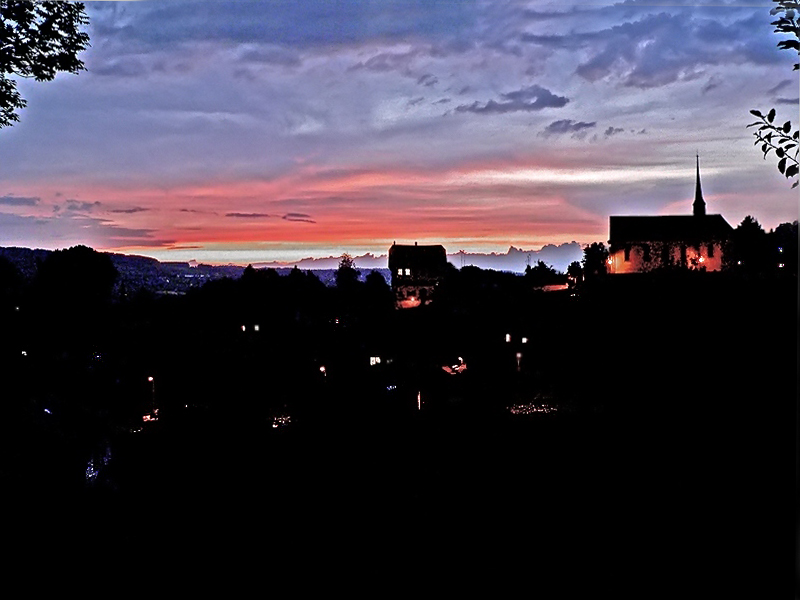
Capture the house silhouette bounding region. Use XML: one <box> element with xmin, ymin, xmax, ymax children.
<box><xmin>388</xmin><ymin>242</ymin><xmax>448</xmax><ymax>308</ymax></box>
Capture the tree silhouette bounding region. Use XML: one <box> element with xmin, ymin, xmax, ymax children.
<box><xmin>524</xmin><ymin>260</ymin><xmax>560</xmax><ymax>286</ymax></box>
<box><xmin>0</xmin><ymin>1</ymin><xmax>90</xmax><ymax>128</ymax></box>
<box><xmin>566</xmin><ymin>261</ymin><xmax>583</xmax><ymax>287</ymax></box>
<box><xmin>728</xmin><ymin>215</ymin><xmax>772</xmax><ymax>274</ymax></box>
<box><xmin>748</xmin><ymin>0</ymin><xmax>798</xmax><ymax>187</ymax></box>
<box><xmin>335</xmin><ymin>253</ymin><xmax>360</xmax><ymax>289</ymax></box>
<box><xmin>33</xmin><ymin>245</ymin><xmax>118</xmax><ymax>308</ymax></box>
<box><xmin>582</xmin><ymin>242</ymin><xmax>609</xmax><ymax>280</ymax></box>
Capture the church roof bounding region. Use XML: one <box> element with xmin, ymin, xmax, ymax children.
<box><xmin>609</xmin><ymin>214</ymin><xmax>733</xmax><ymax>245</ymax></box>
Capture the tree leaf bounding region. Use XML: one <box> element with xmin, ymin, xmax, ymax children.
<box><xmin>777</xmin><ymin>147</ymin><xmax>785</xmax><ymax>158</ymax></box>
<box><xmin>768</xmin><ymin>108</ymin><xmax>776</xmax><ymax>123</ymax></box>
<box><xmin>786</xmin><ymin>164</ymin><xmax>799</xmax><ymax>178</ymax></box>
<box><xmin>778</xmin><ymin>156</ymin><xmax>787</xmax><ymax>173</ymax></box>
<box><xmin>750</xmin><ymin>109</ymin><xmax>763</xmax><ymax>117</ymax></box>
<box><xmin>783</xmin><ymin>121</ymin><xmax>792</xmax><ymax>133</ymax></box>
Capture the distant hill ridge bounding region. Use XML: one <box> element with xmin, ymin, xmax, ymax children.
<box><xmin>0</xmin><ymin>241</ymin><xmax>584</xmax><ymax>294</ymax></box>
<box><xmin>252</xmin><ymin>241</ymin><xmax>584</xmax><ymax>274</ymax></box>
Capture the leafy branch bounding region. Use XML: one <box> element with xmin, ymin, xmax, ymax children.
<box><xmin>748</xmin><ymin>109</ymin><xmax>799</xmax><ymax>188</ymax></box>
<box><xmin>770</xmin><ymin>0</ymin><xmax>799</xmax><ymax>71</ymax></box>
<box><xmin>748</xmin><ymin>1</ymin><xmax>799</xmax><ymax>188</ymax></box>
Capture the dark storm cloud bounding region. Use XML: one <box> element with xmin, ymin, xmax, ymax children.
<box><xmin>0</xmin><ymin>195</ymin><xmax>40</xmax><ymax>206</ymax></box>
<box><xmin>604</xmin><ymin>126</ymin><xmax>625</xmax><ymax>137</ymax></box>
<box><xmin>456</xmin><ymin>85</ymin><xmax>569</xmax><ymax>115</ymax></box>
<box><xmin>541</xmin><ymin>120</ymin><xmax>597</xmax><ymax>137</ymax></box>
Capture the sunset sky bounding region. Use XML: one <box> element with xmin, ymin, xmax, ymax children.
<box><xmin>1</xmin><ymin>1</ymin><xmax>797</xmax><ymax>265</ymax></box>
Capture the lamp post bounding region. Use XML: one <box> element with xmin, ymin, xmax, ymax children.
<box><xmin>147</xmin><ymin>376</ymin><xmax>158</xmax><ymax>420</ymax></box>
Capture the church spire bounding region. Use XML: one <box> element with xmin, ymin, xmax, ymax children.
<box><xmin>693</xmin><ymin>153</ymin><xmax>706</xmax><ymax>217</ymax></box>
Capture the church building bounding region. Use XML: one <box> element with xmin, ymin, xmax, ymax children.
<box><xmin>607</xmin><ymin>157</ymin><xmax>733</xmax><ymax>274</ymax></box>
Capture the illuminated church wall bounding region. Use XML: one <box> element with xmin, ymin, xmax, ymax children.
<box><xmin>608</xmin><ymin>240</ymin><xmax>725</xmax><ymax>274</ymax></box>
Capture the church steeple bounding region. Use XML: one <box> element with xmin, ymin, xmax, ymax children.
<box><xmin>693</xmin><ymin>153</ymin><xmax>706</xmax><ymax>217</ymax></box>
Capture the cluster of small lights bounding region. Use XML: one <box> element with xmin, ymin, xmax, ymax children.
<box><xmin>272</xmin><ymin>415</ymin><xmax>291</xmax><ymax>428</ymax></box>
<box><xmin>386</xmin><ymin>384</ymin><xmax>397</xmax><ymax>391</ymax></box>
<box><xmin>85</xmin><ymin>459</ymin><xmax>99</xmax><ymax>482</ymax></box>
<box><xmin>508</xmin><ymin>403</ymin><xmax>558</xmax><ymax>415</ymax></box>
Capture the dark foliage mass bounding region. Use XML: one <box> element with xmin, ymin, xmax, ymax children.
<box><xmin>0</xmin><ymin>1</ymin><xmax>90</xmax><ymax>127</ymax></box>
<box><xmin>0</xmin><ymin>241</ymin><xmax>795</xmax><ymax>591</ymax></box>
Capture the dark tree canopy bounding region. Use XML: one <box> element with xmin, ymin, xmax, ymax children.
<box><xmin>0</xmin><ymin>0</ymin><xmax>90</xmax><ymax>128</ymax></box>
<box><xmin>33</xmin><ymin>244</ymin><xmax>118</xmax><ymax>307</ymax></box>
<box><xmin>335</xmin><ymin>253</ymin><xmax>360</xmax><ymax>289</ymax></box>
<box><xmin>582</xmin><ymin>242</ymin><xmax>609</xmax><ymax>280</ymax></box>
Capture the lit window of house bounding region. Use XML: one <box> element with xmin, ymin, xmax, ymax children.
<box><xmin>397</xmin><ymin>268</ymin><xmax>403</xmax><ymax>276</ymax></box>
<box><xmin>404</xmin><ymin>268</ymin><xmax>411</xmax><ymax>276</ymax></box>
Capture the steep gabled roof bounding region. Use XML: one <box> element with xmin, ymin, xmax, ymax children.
<box><xmin>388</xmin><ymin>244</ymin><xmax>448</xmax><ymax>271</ymax></box>
<box><xmin>609</xmin><ymin>214</ymin><xmax>733</xmax><ymax>245</ymax></box>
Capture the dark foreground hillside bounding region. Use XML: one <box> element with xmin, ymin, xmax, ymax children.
<box><xmin>1</xmin><ymin>268</ymin><xmax>794</xmax><ymax>593</ymax></box>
